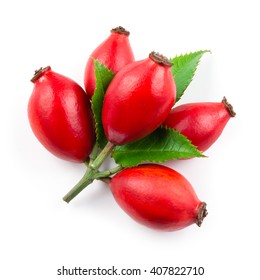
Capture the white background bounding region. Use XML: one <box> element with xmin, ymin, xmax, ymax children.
<box><xmin>1</xmin><ymin>0</ymin><xmax>259</xmax><ymax>279</ymax></box>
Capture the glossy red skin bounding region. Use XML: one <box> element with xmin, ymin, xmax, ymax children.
<box><xmin>102</xmin><ymin>56</ymin><xmax>176</xmax><ymax>145</ymax></box>
<box><xmin>84</xmin><ymin>30</ymin><xmax>134</xmax><ymax>98</ymax></box>
<box><xmin>28</xmin><ymin>67</ymin><xmax>96</xmax><ymax>162</ymax></box>
<box><xmin>163</xmin><ymin>101</ymin><xmax>233</xmax><ymax>152</ymax></box>
<box><xmin>110</xmin><ymin>164</ymin><xmax>203</xmax><ymax>231</ymax></box>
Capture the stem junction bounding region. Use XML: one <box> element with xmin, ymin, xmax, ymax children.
<box><xmin>63</xmin><ymin>141</ymin><xmax>117</xmax><ymax>203</ymax></box>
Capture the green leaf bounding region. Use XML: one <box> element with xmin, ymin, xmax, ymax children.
<box><xmin>92</xmin><ymin>60</ymin><xmax>115</xmax><ymax>148</ymax></box>
<box><xmin>170</xmin><ymin>50</ymin><xmax>210</xmax><ymax>102</ymax></box>
<box><xmin>112</xmin><ymin>127</ymin><xmax>205</xmax><ymax>167</ymax></box>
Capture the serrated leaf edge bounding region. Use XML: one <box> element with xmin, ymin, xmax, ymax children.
<box><xmin>91</xmin><ymin>60</ymin><xmax>114</xmax><ymax>148</ymax></box>
<box><xmin>170</xmin><ymin>50</ymin><xmax>211</xmax><ymax>74</ymax></box>
<box><xmin>170</xmin><ymin>50</ymin><xmax>211</xmax><ymax>102</ymax></box>
<box><xmin>112</xmin><ymin>128</ymin><xmax>205</xmax><ymax>168</ymax></box>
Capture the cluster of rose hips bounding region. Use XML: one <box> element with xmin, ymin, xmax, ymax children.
<box><xmin>28</xmin><ymin>26</ymin><xmax>235</xmax><ymax>232</ymax></box>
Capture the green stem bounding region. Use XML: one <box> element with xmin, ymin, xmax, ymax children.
<box><xmin>63</xmin><ymin>141</ymin><xmax>115</xmax><ymax>203</ymax></box>
<box><xmin>62</xmin><ymin>168</ymin><xmax>96</xmax><ymax>203</ymax></box>
<box><xmin>89</xmin><ymin>142</ymin><xmax>99</xmax><ymax>165</ymax></box>
<box><xmin>89</xmin><ymin>141</ymin><xmax>115</xmax><ymax>170</ymax></box>
<box><xmin>94</xmin><ymin>165</ymin><xmax>123</xmax><ymax>179</ymax></box>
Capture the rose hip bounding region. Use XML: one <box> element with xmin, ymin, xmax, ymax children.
<box><xmin>84</xmin><ymin>26</ymin><xmax>134</xmax><ymax>98</ymax></box>
<box><xmin>28</xmin><ymin>66</ymin><xmax>95</xmax><ymax>162</ymax></box>
<box><xmin>110</xmin><ymin>164</ymin><xmax>207</xmax><ymax>231</ymax></box>
<box><xmin>163</xmin><ymin>97</ymin><xmax>236</xmax><ymax>152</ymax></box>
<box><xmin>102</xmin><ymin>52</ymin><xmax>176</xmax><ymax>145</ymax></box>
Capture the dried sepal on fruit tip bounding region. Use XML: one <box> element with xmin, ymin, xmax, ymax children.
<box><xmin>111</xmin><ymin>26</ymin><xmax>130</xmax><ymax>36</ymax></box>
<box><xmin>222</xmin><ymin>96</ymin><xmax>236</xmax><ymax>117</ymax></box>
<box><xmin>196</xmin><ymin>202</ymin><xmax>208</xmax><ymax>227</ymax></box>
<box><xmin>149</xmin><ymin>51</ymin><xmax>173</xmax><ymax>67</ymax></box>
<box><xmin>31</xmin><ymin>66</ymin><xmax>51</xmax><ymax>83</ymax></box>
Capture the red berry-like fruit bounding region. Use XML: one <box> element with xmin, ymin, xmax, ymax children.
<box><xmin>102</xmin><ymin>52</ymin><xmax>176</xmax><ymax>145</ymax></box>
<box><xmin>110</xmin><ymin>164</ymin><xmax>207</xmax><ymax>231</ymax></box>
<box><xmin>163</xmin><ymin>97</ymin><xmax>236</xmax><ymax>152</ymax></box>
<box><xmin>28</xmin><ymin>66</ymin><xmax>96</xmax><ymax>163</ymax></box>
<box><xmin>84</xmin><ymin>26</ymin><xmax>134</xmax><ymax>98</ymax></box>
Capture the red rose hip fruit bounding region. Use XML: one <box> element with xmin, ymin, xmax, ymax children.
<box><xmin>163</xmin><ymin>97</ymin><xmax>236</xmax><ymax>152</ymax></box>
<box><xmin>110</xmin><ymin>164</ymin><xmax>207</xmax><ymax>231</ymax></box>
<box><xmin>28</xmin><ymin>66</ymin><xmax>96</xmax><ymax>162</ymax></box>
<box><xmin>102</xmin><ymin>52</ymin><xmax>176</xmax><ymax>145</ymax></box>
<box><xmin>84</xmin><ymin>26</ymin><xmax>134</xmax><ymax>98</ymax></box>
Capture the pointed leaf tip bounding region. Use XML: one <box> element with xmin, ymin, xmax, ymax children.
<box><xmin>112</xmin><ymin>127</ymin><xmax>205</xmax><ymax>167</ymax></box>
<box><xmin>170</xmin><ymin>50</ymin><xmax>211</xmax><ymax>102</ymax></box>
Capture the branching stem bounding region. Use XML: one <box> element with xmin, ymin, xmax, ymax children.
<box><xmin>63</xmin><ymin>141</ymin><xmax>115</xmax><ymax>203</ymax></box>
